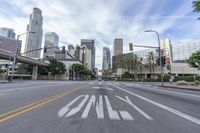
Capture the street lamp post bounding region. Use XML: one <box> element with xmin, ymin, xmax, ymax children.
<box><xmin>145</xmin><ymin>30</ymin><xmax>164</xmax><ymax>87</ymax></box>
<box><xmin>11</xmin><ymin>31</ymin><xmax>35</xmax><ymax>81</ymax></box>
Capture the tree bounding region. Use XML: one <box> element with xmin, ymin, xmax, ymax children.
<box><xmin>117</xmin><ymin>55</ymin><xmax>125</xmax><ymax>75</ymax></box>
<box><xmin>48</xmin><ymin>59</ymin><xmax>66</xmax><ymax>75</ymax></box>
<box><xmin>16</xmin><ymin>64</ymin><xmax>33</xmax><ymax>75</ymax></box>
<box><xmin>187</xmin><ymin>51</ymin><xmax>200</xmax><ymax>70</ymax></box>
<box><xmin>145</xmin><ymin>52</ymin><xmax>157</xmax><ymax>79</ymax></box>
<box><xmin>193</xmin><ymin>0</ymin><xmax>200</xmax><ymax>20</ymax></box>
<box><xmin>0</xmin><ymin>67</ymin><xmax>4</xmax><ymax>74</ymax></box>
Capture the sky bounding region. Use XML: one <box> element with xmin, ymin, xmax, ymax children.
<box><xmin>0</xmin><ymin>0</ymin><xmax>199</xmax><ymax>69</ymax></box>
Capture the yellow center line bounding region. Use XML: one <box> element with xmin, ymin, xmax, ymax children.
<box><xmin>0</xmin><ymin>85</ymin><xmax>87</xmax><ymax>123</ymax></box>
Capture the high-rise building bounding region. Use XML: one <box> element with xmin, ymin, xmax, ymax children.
<box><xmin>43</xmin><ymin>32</ymin><xmax>59</xmax><ymax>58</ymax></box>
<box><xmin>160</xmin><ymin>38</ymin><xmax>173</xmax><ymax>63</ymax></box>
<box><xmin>113</xmin><ymin>38</ymin><xmax>123</xmax><ymax>56</ymax></box>
<box><xmin>81</xmin><ymin>39</ymin><xmax>95</xmax><ymax>69</ymax></box>
<box><xmin>102</xmin><ymin>47</ymin><xmax>111</xmax><ymax>71</ymax></box>
<box><xmin>79</xmin><ymin>45</ymin><xmax>92</xmax><ymax>69</ymax></box>
<box><xmin>68</xmin><ymin>44</ymin><xmax>75</xmax><ymax>56</ymax></box>
<box><xmin>172</xmin><ymin>40</ymin><xmax>200</xmax><ymax>61</ymax></box>
<box><xmin>0</xmin><ymin>27</ymin><xmax>16</xmax><ymax>39</ymax></box>
<box><xmin>25</xmin><ymin>7</ymin><xmax>43</xmax><ymax>58</ymax></box>
<box><xmin>0</xmin><ymin>36</ymin><xmax>21</xmax><ymax>53</ymax></box>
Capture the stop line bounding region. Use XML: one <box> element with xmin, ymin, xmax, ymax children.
<box><xmin>58</xmin><ymin>94</ymin><xmax>153</xmax><ymax>121</ymax></box>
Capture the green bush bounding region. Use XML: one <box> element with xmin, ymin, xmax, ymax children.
<box><xmin>174</xmin><ymin>76</ymin><xmax>196</xmax><ymax>82</ymax></box>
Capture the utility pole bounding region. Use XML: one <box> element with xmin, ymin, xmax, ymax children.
<box><xmin>11</xmin><ymin>31</ymin><xmax>35</xmax><ymax>81</ymax></box>
<box><xmin>145</xmin><ymin>30</ymin><xmax>164</xmax><ymax>87</ymax></box>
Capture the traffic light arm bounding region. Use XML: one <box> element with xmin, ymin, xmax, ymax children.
<box><xmin>131</xmin><ymin>44</ymin><xmax>158</xmax><ymax>49</ymax></box>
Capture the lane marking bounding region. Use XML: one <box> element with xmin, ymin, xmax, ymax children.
<box><xmin>89</xmin><ymin>82</ymin><xmax>94</xmax><ymax>85</ymax></box>
<box><xmin>92</xmin><ymin>87</ymin><xmax>114</xmax><ymax>91</ymax></box>
<box><xmin>116</xmin><ymin>95</ymin><xmax>153</xmax><ymax>120</ymax></box>
<box><xmin>112</xmin><ymin>84</ymin><xmax>200</xmax><ymax>126</ymax></box>
<box><xmin>124</xmin><ymin>83</ymin><xmax>200</xmax><ymax>98</ymax></box>
<box><xmin>96</xmin><ymin>95</ymin><xmax>104</xmax><ymax>119</ymax></box>
<box><xmin>98</xmin><ymin>82</ymin><xmax>102</xmax><ymax>84</ymax></box>
<box><xmin>119</xmin><ymin>111</ymin><xmax>134</xmax><ymax>120</ymax></box>
<box><xmin>0</xmin><ymin>86</ymin><xmax>85</xmax><ymax>123</ymax></box>
<box><xmin>104</xmin><ymin>95</ymin><xmax>120</xmax><ymax>120</ymax></box>
<box><xmin>81</xmin><ymin>95</ymin><xmax>96</xmax><ymax>119</ymax></box>
<box><xmin>58</xmin><ymin>95</ymin><xmax>83</xmax><ymax>118</ymax></box>
<box><xmin>65</xmin><ymin>95</ymin><xmax>89</xmax><ymax>117</ymax></box>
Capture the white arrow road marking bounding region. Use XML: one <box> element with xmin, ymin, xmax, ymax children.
<box><xmin>113</xmin><ymin>84</ymin><xmax>200</xmax><ymax>126</ymax></box>
<box><xmin>89</xmin><ymin>82</ymin><xmax>93</xmax><ymax>85</ymax></box>
<box><xmin>92</xmin><ymin>87</ymin><xmax>114</xmax><ymax>91</ymax></box>
<box><xmin>104</xmin><ymin>95</ymin><xmax>120</xmax><ymax>120</ymax></box>
<box><xmin>119</xmin><ymin>111</ymin><xmax>134</xmax><ymax>120</ymax></box>
<box><xmin>65</xmin><ymin>95</ymin><xmax>89</xmax><ymax>117</ymax></box>
<box><xmin>96</xmin><ymin>95</ymin><xmax>104</xmax><ymax>119</ymax></box>
<box><xmin>81</xmin><ymin>95</ymin><xmax>96</xmax><ymax>119</ymax></box>
<box><xmin>116</xmin><ymin>95</ymin><xmax>153</xmax><ymax>120</ymax></box>
<box><xmin>58</xmin><ymin>95</ymin><xmax>83</xmax><ymax>117</ymax></box>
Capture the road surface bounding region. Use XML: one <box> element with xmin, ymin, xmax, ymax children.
<box><xmin>0</xmin><ymin>80</ymin><xmax>200</xmax><ymax>133</ymax></box>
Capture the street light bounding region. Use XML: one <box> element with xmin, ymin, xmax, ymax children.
<box><xmin>11</xmin><ymin>31</ymin><xmax>36</xmax><ymax>81</ymax></box>
<box><xmin>145</xmin><ymin>30</ymin><xmax>164</xmax><ymax>86</ymax></box>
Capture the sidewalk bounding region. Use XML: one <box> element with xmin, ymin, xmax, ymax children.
<box><xmin>0</xmin><ymin>80</ymin><xmax>9</xmax><ymax>83</ymax></box>
<box><xmin>141</xmin><ymin>82</ymin><xmax>200</xmax><ymax>91</ymax></box>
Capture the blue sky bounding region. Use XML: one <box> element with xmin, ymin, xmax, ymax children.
<box><xmin>0</xmin><ymin>0</ymin><xmax>199</xmax><ymax>69</ymax></box>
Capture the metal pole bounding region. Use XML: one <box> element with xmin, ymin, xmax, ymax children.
<box><xmin>73</xmin><ymin>65</ymin><xmax>75</xmax><ymax>80</ymax></box>
<box><xmin>11</xmin><ymin>35</ymin><xmax>19</xmax><ymax>81</ymax></box>
<box><xmin>155</xmin><ymin>31</ymin><xmax>164</xmax><ymax>87</ymax></box>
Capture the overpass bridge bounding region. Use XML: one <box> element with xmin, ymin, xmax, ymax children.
<box><xmin>0</xmin><ymin>49</ymin><xmax>49</xmax><ymax>80</ymax></box>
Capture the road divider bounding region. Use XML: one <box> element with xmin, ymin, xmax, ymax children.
<box><xmin>0</xmin><ymin>86</ymin><xmax>85</xmax><ymax>123</ymax></box>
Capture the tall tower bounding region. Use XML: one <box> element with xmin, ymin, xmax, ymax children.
<box><xmin>43</xmin><ymin>32</ymin><xmax>59</xmax><ymax>58</ymax></box>
<box><xmin>113</xmin><ymin>38</ymin><xmax>123</xmax><ymax>56</ymax></box>
<box><xmin>25</xmin><ymin>7</ymin><xmax>43</xmax><ymax>58</ymax></box>
<box><xmin>0</xmin><ymin>27</ymin><xmax>16</xmax><ymax>39</ymax></box>
<box><xmin>81</xmin><ymin>39</ymin><xmax>95</xmax><ymax>69</ymax></box>
<box><xmin>102</xmin><ymin>47</ymin><xmax>111</xmax><ymax>70</ymax></box>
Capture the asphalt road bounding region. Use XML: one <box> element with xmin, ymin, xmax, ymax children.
<box><xmin>0</xmin><ymin>80</ymin><xmax>200</xmax><ymax>133</ymax></box>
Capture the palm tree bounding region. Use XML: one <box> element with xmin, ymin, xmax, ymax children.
<box><xmin>117</xmin><ymin>55</ymin><xmax>125</xmax><ymax>75</ymax></box>
<box><xmin>145</xmin><ymin>52</ymin><xmax>157</xmax><ymax>79</ymax></box>
<box><xmin>193</xmin><ymin>0</ymin><xmax>200</xmax><ymax>20</ymax></box>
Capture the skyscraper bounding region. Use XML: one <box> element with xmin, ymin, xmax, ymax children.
<box><xmin>43</xmin><ymin>32</ymin><xmax>59</xmax><ymax>58</ymax></box>
<box><xmin>0</xmin><ymin>27</ymin><xmax>16</xmax><ymax>39</ymax></box>
<box><xmin>25</xmin><ymin>7</ymin><xmax>43</xmax><ymax>58</ymax></box>
<box><xmin>81</xmin><ymin>39</ymin><xmax>95</xmax><ymax>69</ymax></box>
<box><xmin>113</xmin><ymin>38</ymin><xmax>123</xmax><ymax>56</ymax></box>
<box><xmin>102</xmin><ymin>47</ymin><xmax>111</xmax><ymax>70</ymax></box>
<box><xmin>68</xmin><ymin>44</ymin><xmax>75</xmax><ymax>56</ymax></box>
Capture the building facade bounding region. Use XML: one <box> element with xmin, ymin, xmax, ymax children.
<box><xmin>43</xmin><ymin>32</ymin><xmax>59</xmax><ymax>58</ymax></box>
<box><xmin>113</xmin><ymin>38</ymin><xmax>123</xmax><ymax>56</ymax></box>
<box><xmin>0</xmin><ymin>28</ymin><xmax>16</xmax><ymax>39</ymax></box>
<box><xmin>172</xmin><ymin>40</ymin><xmax>200</xmax><ymax>61</ymax></box>
<box><xmin>102</xmin><ymin>47</ymin><xmax>111</xmax><ymax>71</ymax></box>
<box><xmin>0</xmin><ymin>36</ymin><xmax>21</xmax><ymax>54</ymax></box>
<box><xmin>81</xmin><ymin>39</ymin><xmax>95</xmax><ymax>69</ymax></box>
<box><xmin>68</xmin><ymin>44</ymin><xmax>75</xmax><ymax>56</ymax></box>
<box><xmin>25</xmin><ymin>7</ymin><xmax>43</xmax><ymax>58</ymax></box>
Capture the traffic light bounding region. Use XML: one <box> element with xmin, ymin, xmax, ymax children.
<box><xmin>5</xmin><ymin>64</ymin><xmax>8</xmax><ymax>68</ymax></box>
<box><xmin>161</xmin><ymin>56</ymin><xmax>166</xmax><ymax>67</ymax></box>
<box><xmin>44</xmin><ymin>46</ymin><xmax>47</xmax><ymax>53</ymax></box>
<box><xmin>62</xmin><ymin>46</ymin><xmax>66</xmax><ymax>53</ymax></box>
<box><xmin>156</xmin><ymin>58</ymin><xmax>160</xmax><ymax>65</ymax></box>
<box><xmin>129</xmin><ymin>43</ymin><xmax>133</xmax><ymax>51</ymax></box>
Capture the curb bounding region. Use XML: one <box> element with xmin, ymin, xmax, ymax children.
<box><xmin>156</xmin><ymin>85</ymin><xmax>200</xmax><ymax>91</ymax></box>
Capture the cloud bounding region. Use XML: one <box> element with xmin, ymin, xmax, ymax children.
<box><xmin>0</xmin><ymin>0</ymin><xmax>199</xmax><ymax>70</ymax></box>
